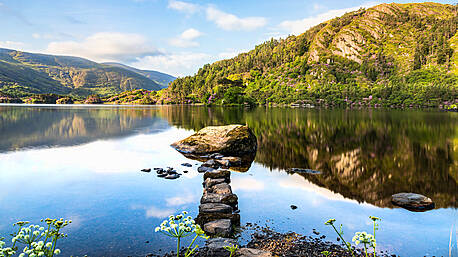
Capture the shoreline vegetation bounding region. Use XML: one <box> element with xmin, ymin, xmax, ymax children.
<box><xmin>0</xmin><ymin>90</ymin><xmax>457</xmax><ymax>111</ymax></box>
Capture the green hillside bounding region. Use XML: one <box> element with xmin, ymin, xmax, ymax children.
<box><xmin>163</xmin><ymin>2</ymin><xmax>458</xmax><ymax>107</ymax></box>
<box><xmin>0</xmin><ymin>48</ymin><xmax>163</xmax><ymax>97</ymax></box>
<box><xmin>103</xmin><ymin>62</ymin><xmax>176</xmax><ymax>89</ymax></box>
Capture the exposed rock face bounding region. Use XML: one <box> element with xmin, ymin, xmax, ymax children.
<box><xmin>203</xmin><ymin>219</ymin><xmax>232</xmax><ymax>237</ymax></box>
<box><xmin>237</xmin><ymin>248</ymin><xmax>273</xmax><ymax>257</ymax></box>
<box><xmin>391</xmin><ymin>193</ymin><xmax>435</xmax><ymax>211</ymax></box>
<box><xmin>171</xmin><ymin>125</ymin><xmax>257</xmax><ymax>156</ymax></box>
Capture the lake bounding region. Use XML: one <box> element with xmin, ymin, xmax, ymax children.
<box><xmin>0</xmin><ymin>105</ymin><xmax>456</xmax><ymax>257</ymax></box>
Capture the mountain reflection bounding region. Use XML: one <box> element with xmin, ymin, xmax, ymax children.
<box><xmin>161</xmin><ymin>106</ymin><xmax>457</xmax><ymax>209</ymax></box>
<box><xmin>0</xmin><ymin>105</ymin><xmax>456</xmax><ymax>209</ymax></box>
<box><xmin>0</xmin><ymin>106</ymin><xmax>167</xmax><ymax>152</ymax></box>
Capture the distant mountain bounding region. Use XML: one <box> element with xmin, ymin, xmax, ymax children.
<box><xmin>164</xmin><ymin>2</ymin><xmax>457</xmax><ymax>107</ymax></box>
<box><xmin>0</xmin><ymin>48</ymin><xmax>163</xmax><ymax>97</ymax></box>
<box><xmin>103</xmin><ymin>62</ymin><xmax>175</xmax><ymax>89</ymax></box>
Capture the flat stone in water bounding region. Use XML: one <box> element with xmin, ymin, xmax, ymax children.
<box><xmin>203</xmin><ymin>169</ymin><xmax>231</xmax><ymax>180</ymax></box>
<box><xmin>209</xmin><ymin>183</ymin><xmax>232</xmax><ymax>195</ymax></box>
<box><xmin>181</xmin><ymin>163</ymin><xmax>192</xmax><ymax>167</ymax></box>
<box><xmin>237</xmin><ymin>248</ymin><xmax>272</xmax><ymax>257</ymax></box>
<box><xmin>164</xmin><ymin>174</ymin><xmax>180</xmax><ymax>180</ymax></box>
<box><xmin>203</xmin><ymin>219</ymin><xmax>232</xmax><ymax>237</ymax></box>
<box><xmin>391</xmin><ymin>192</ymin><xmax>435</xmax><ymax>211</ymax></box>
<box><xmin>199</xmin><ymin>203</ymin><xmax>233</xmax><ymax>214</ymax></box>
<box><xmin>141</xmin><ymin>168</ymin><xmax>151</xmax><ymax>172</ymax></box>
<box><xmin>201</xmin><ymin>193</ymin><xmax>238</xmax><ymax>207</ymax></box>
<box><xmin>204</xmin><ymin>178</ymin><xmax>227</xmax><ymax>188</ymax></box>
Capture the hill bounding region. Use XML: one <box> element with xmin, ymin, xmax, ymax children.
<box><xmin>103</xmin><ymin>62</ymin><xmax>175</xmax><ymax>89</ymax></box>
<box><xmin>163</xmin><ymin>2</ymin><xmax>457</xmax><ymax>107</ymax></box>
<box><xmin>0</xmin><ymin>48</ymin><xmax>164</xmax><ymax>97</ymax></box>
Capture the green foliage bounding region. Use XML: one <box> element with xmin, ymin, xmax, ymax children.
<box><xmin>0</xmin><ymin>218</ymin><xmax>71</xmax><ymax>257</ymax></box>
<box><xmin>223</xmin><ymin>243</ymin><xmax>239</xmax><ymax>257</ymax></box>
<box><xmin>0</xmin><ymin>49</ymin><xmax>162</xmax><ymax>98</ymax></box>
<box><xmin>162</xmin><ymin>3</ymin><xmax>457</xmax><ymax>107</ymax></box>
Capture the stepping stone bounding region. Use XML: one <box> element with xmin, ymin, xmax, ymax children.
<box><xmin>199</xmin><ymin>203</ymin><xmax>232</xmax><ymax>214</ymax></box>
<box><xmin>204</xmin><ymin>219</ymin><xmax>232</xmax><ymax>237</ymax></box>
<box><xmin>201</xmin><ymin>193</ymin><xmax>238</xmax><ymax>207</ymax></box>
<box><xmin>204</xmin><ymin>178</ymin><xmax>227</xmax><ymax>188</ymax></box>
<box><xmin>204</xmin><ymin>169</ymin><xmax>230</xmax><ymax>180</ymax></box>
<box><xmin>210</xmin><ymin>183</ymin><xmax>232</xmax><ymax>195</ymax></box>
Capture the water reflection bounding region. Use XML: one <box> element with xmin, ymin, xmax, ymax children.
<box><xmin>161</xmin><ymin>106</ymin><xmax>457</xmax><ymax>209</ymax></box>
<box><xmin>0</xmin><ymin>105</ymin><xmax>166</xmax><ymax>152</ymax></box>
<box><xmin>0</xmin><ymin>105</ymin><xmax>456</xmax><ymax>256</ymax></box>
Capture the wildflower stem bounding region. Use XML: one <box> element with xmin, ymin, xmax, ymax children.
<box><xmin>176</xmin><ymin>236</ymin><xmax>180</xmax><ymax>257</ymax></box>
<box><xmin>364</xmin><ymin>243</ymin><xmax>368</xmax><ymax>257</ymax></box>
<box><xmin>185</xmin><ymin>234</ymin><xmax>198</xmax><ymax>257</ymax></box>
<box><xmin>331</xmin><ymin>224</ymin><xmax>355</xmax><ymax>257</ymax></box>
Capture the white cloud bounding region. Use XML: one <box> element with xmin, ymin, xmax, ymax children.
<box><xmin>166</xmin><ymin>193</ymin><xmax>195</xmax><ymax>206</ymax></box>
<box><xmin>278</xmin><ymin>2</ymin><xmax>378</xmax><ymax>35</ymax></box>
<box><xmin>217</xmin><ymin>48</ymin><xmax>248</xmax><ymax>59</ymax></box>
<box><xmin>206</xmin><ymin>6</ymin><xmax>267</xmax><ymax>31</ymax></box>
<box><xmin>46</xmin><ymin>32</ymin><xmax>160</xmax><ymax>62</ymax></box>
<box><xmin>0</xmin><ymin>40</ymin><xmax>25</xmax><ymax>50</ymax></box>
<box><xmin>168</xmin><ymin>0</ymin><xmax>199</xmax><ymax>15</ymax></box>
<box><xmin>231</xmin><ymin>177</ymin><xmax>264</xmax><ymax>191</ymax></box>
<box><xmin>132</xmin><ymin>52</ymin><xmax>211</xmax><ymax>77</ymax></box>
<box><xmin>169</xmin><ymin>28</ymin><xmax>203</xmax><ymax>48</ymax></box>
<box><xmin>145</xmin><ymin>205</ymin><xmax>174</xmax><ymax>218</ymax></box>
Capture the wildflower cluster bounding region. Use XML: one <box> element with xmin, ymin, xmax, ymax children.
<box><xmin>154</xmin><ymin>211</ymin><xmax>208</xmax><ymax>257</ymax></box>
<box><xmin>324</xmin><ymin>216</ymin><xmax>381</xmax><ymax>257</ymax></box>
<box><xmin>0</xmin><ymin>218</ymin><xmax>71</xmax><ymax>257</ymax></box>
<box><xmin>352</xmin><ymin>232</ymin><xmax>376</xmax><ymax>247</ymax></box>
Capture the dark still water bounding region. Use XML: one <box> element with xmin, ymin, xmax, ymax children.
<box><xmin>0</xmin><ymin>105</ymin><xmax>456</xmax><ymax>257</ymax></box>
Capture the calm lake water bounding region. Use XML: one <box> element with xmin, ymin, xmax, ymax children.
<box><xmin>0</xmin><ymin>105</ymin><xmax>456</xmax><ymax>257</ymax></box>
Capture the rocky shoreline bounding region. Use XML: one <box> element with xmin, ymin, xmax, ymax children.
<box><xmin>147</xmin><ymin>224</ymin><xmax>396</xmax><ymax>257</ymax></box>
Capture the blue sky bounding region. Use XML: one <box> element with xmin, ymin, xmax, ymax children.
<box><xmin>0</xmin><ymin>0</ymin><xmax>455</xmax><ymax>76</ymax></box>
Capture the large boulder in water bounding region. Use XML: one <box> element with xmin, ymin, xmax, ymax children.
<box><xmin>171</xmin><ymin>125</ymin><xmax>257</xmax><ymax>156</ymax></box>
<box><xmin>391</xmin><ymin>193</ymin><xmax>435</xmax><ymax>211</ymax></box>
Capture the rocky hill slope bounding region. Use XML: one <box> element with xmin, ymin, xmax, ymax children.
<box><xmin>0</xmin><ymin>48</ymin><xmax>165</xmax><ymax>97</ymax></box>
<box><xmin>164</xmin><ymin>2</ymin><xmax>457</xmax><ymax>107</ymax></box>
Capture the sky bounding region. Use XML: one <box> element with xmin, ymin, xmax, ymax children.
<box><xmin>0</xmin><ymin>0</ymin><xmax>455</xmax><ymax>77</ymax></box>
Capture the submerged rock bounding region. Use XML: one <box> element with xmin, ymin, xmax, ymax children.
<box><xmin>237</xmin><ymin>248</ymin><xmax>272</xmax><ymax>257</ymax></box>
<box><xmin>203</xmin><ymin>219</ymin><xmax>232</xmax><ymax>237</ymax></box>
<box><xmin>391</xmin><ymin>193</ymin><xmax>435</xmax><ymax>211</ymax></box>
<box><xmin>288</xmin><ymin>168</ymin><xmax>321</xmax><ymax>174</ymax></box>
<box><xmin>171</xmin><ymin>125</ymin><xmax>257</xmax><ymax>156</ymax></box>
<box><xmin>181</xmin><ymin>163</ymin><xmax>192</xmax><ymax>167</ymax></box>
